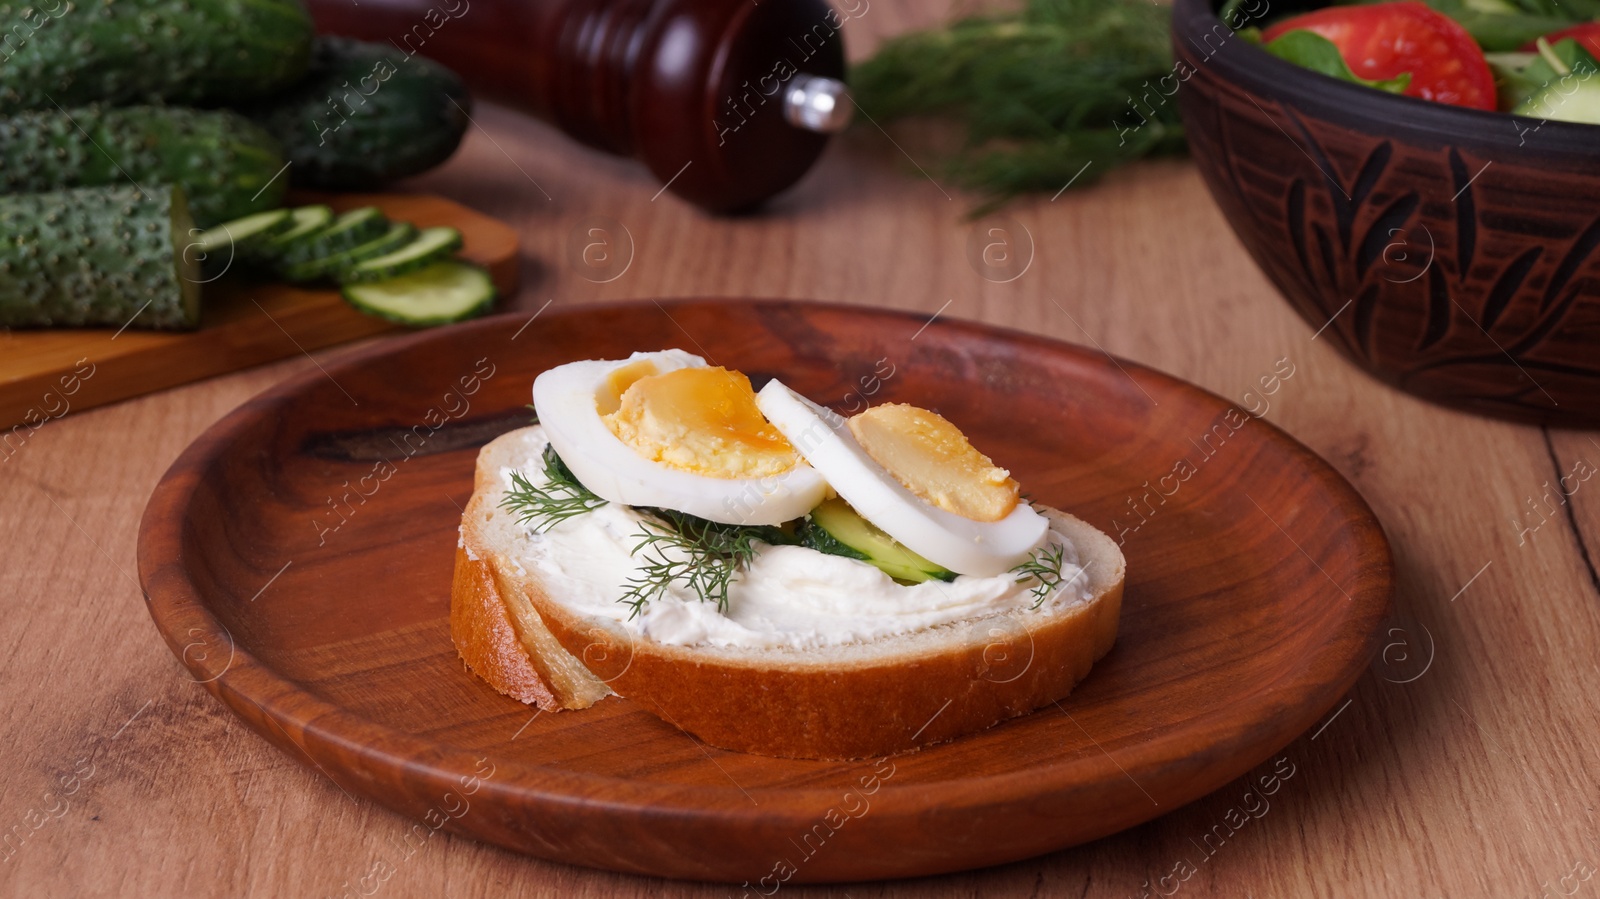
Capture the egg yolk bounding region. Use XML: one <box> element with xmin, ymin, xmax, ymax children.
<box><xmin>848</xmin><ymin>403</ymin><xmax>1020</xmax><ymax>522</ymax></box>
<box><xmin>603</xmin><ymin>367</ymin><xmax>800</xmax><ymax>479</ymax></box>
<box><xmin>595</xmin><ymin>358</ymin><xmax>659</xmax><ymax>415</ymax></box>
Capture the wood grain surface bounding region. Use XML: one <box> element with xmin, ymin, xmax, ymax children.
<box><xmin>3</xmin><ymin>2</ymin><xmax>1598</xmax><ymax>896</ymax></box>
<box><xmin>0</xmin><ymin>193</ymin><xmax>519</xmax><ymax>431</ymax></box>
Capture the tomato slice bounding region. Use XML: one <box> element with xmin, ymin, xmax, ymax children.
<box><xmin>1522</xmin><ymin>23</ymin><xmax>1600</xmax><ymax>59</ymax></box>
<box><xmin>1262</xmin><ymin>1</ymin><xmax>1497</xmax><ymax>110</ymax></box>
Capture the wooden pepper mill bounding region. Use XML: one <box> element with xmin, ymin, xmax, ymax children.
<box><xmin>305</xmin><ymin>0</ymin><xmax>852</xmax><ymax>212</ymax></box>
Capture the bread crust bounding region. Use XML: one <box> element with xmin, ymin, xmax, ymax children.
<box><xmin>450</xmin><ymin>543</ymin><xmax>560</xmax><ymax>710</ymax></box>
<box><xmin>451</xmin><ymin>428</ymin><xmax>1125</xmax><ymax>760</ymax></box>
<box><xmin>451</xmin><ymin>431</ymin><xmax>612</xmax><ymax>711</ymax></box>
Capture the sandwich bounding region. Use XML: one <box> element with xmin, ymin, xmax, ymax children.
<box><xmin>451</xmin><ymin>350</ymin><xmax>1125</xmax><ymax>760</ymax></box>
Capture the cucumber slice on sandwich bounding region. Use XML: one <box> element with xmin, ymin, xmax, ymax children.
<box><xmin>341</xmin><ymin>226</ymin><xmax>463</xmax><ymax>282</ymax></box>
<box><xmin>802</xmin><ymin>497</ymin><xmax>956</xmax><ymax>584</ymax></box>
<box><xmin>341</xmin><ymin>260</ymin><xmax>496</xmax><ymax>325</ymax></box>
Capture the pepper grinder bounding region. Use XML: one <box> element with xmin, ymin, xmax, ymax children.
<box><xmin>305</xmin><ymin>0</ymin><xmax>852</xmax><ymax>212</ymax></box>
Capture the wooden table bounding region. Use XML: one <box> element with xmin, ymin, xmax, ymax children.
<box><xmin>4</xmin><ymin>4</ymin><xmax>1597</xmax><ymax>896</ymax></box>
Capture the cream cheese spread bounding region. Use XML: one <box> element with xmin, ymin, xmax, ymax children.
<box><xmin>490</xmin><ymin>427</ymin><xmax>1092</xmax><ymax>650</ymax></box>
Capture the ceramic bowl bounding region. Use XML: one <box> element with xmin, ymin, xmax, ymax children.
<box><xmin>1173</xmin><ymin>0</ymin><xmax>1600</xmax><ymax>426</ymax></box>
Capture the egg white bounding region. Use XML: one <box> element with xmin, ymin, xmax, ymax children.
<box><xmin>532</xmin><ymin>351</ymin><xmax>828</xmax><ymax>526</ymax></box>
<box><xmin>755</xmin><ymin>379</ymin><xmax>1049</xmax><ymax>577</ymax></box>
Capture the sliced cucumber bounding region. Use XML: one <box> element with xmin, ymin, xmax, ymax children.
<box><xmin>341</xmin><ymin>226</ymin><xmax>463</xmax><ymax>282</ymax></box>
<box><xmin>341</xmin><ymin>260</ymin><xmax>496</xmax><ymax>325</ymax></box>
<box><xmin>282</xmin><ymin>221</ymin><xmax>417</xmax><ymax>283</ymax></box>
<box><xmin>191</xmin><ymin>208</ymin><xmax>293</xmax><ymax>257</ymax></box>
<box><xmin>1515</xmin><ymin>77</ymin><xmax>1600</xmax><ymax>124</ymax></box>
<box><xmin>256</xmin><ymin>204</ymin><xmax>334</xmax><ymax>262</ymax></box>
<box><xmin>1511</xmin><ymin>37</ymin><xmax>1600</xmax><ymax>124</ymax></box>
<box><xmin>802</xmin><ymin>498</ymin><xmax>956</xmax><ymax>584</ymax></box>
<box><xmin>284</xmin><ymin>205</ymin><xmax>389</xmax><ymax>265</ymax></box>
<box><xmin>801</xmin><ymin>516</ymin><xmax>870</xmax><ymax>561</ymax></box>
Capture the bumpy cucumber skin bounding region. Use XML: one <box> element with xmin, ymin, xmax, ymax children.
<box><xmin>0</xmin><ymin>0</ymin><xmax>314</xmax><ymax>113</ymax></box>
<box><xmin>0</xmin><ymin>184</ymin><xmax>199</xmax><ymax>330</ymax></box>
<box><xmin>0</xmin><ymin>106</ymin><xmax>287</xmax><ymax>227</ymax></box>
<box><xmin>242</xmin><ymin>37</ymin><xmax>471</xmax><ymax>190</ymax></box>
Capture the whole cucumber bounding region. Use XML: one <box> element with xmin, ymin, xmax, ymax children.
<box><xmin>0</xmin><ymin>106</ymin><xmax>287</xmax><ymax>227</ymax></box>
<box><xmin>242</xmin><ymin>37</ymin><xmax>471</xmax><ymax>190</ymax></box>
<box><xmin>0</xmin><ymin>0</ymin><xmax>314</xmax><ymax>113</ymax></box>
<box><xmin>0</xmin><ymin>185</ymin><xmax>201</xmax><ymax>330</ymax></box>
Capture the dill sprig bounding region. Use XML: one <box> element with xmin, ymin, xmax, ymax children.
<box><xmin>618</xmin><ymin>510</ymin><xmax>795</xmax><ymax>619</ymax></box>
<box><xmin>1012</xmin><ymin>543</ymin><xmax>1071</xmax><ymax>609</ymax></box>
<box><xmin>496</xmin><ymin>445</ymin><xmax>792</xmax><ymax>617</ymax></box>
<box><xmin>851</xmin><ymin>0</ymin><xmax>1186</xmax><ymax>213</ymax></box>
<box><xmin>499</xmin><ymin>445</ymin><xmax>607</xmax><ymax>533</ymax></box>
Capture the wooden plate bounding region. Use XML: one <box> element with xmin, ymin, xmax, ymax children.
<box><xmin>137</xmin><ymin>300</ymin><xmax>1393</xmax><ymax>883</ymax></box>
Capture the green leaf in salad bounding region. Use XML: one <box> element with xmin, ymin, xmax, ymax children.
<box><xmin>1490</xmin><ymin>37</ymin><xmax>1600</xmax><ymax>106</ymax></box>
<box><xmin>1348</xmin><ymin>0</ymin><xmax>1579</xmax><ymax>51</ymax></box>
<box><xmin>1527</xmin><ymin>35</ymin><xmax>1600</xmax><ymax>80</ymax></box>
<box><xmin>1486</xmin><ymin>49</ymin><xmax>1542</xmax><ymax>107</ymax></box>
<box><xmin>1499</xmin><ymin>0</ymin><xmax>1600</xmax><ymax>22</ymax></box>
<box><xmin>1506</xmin><ymin>37</ymin><xmax>1600</xmax><ymax>122</ymax></box>
<box><xmin>1461</xmin><ymin>0</ymin><xmax>1520</xmax><ymax>14</ymax></box>
<box><xmin>1265</xmin><ymin>30</ymin><xmax>1414</xmax><ymax>94</ymax></box>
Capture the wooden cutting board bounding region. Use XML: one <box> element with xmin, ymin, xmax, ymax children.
<box><xmin>0</xmin><ymin>193</ymin><xmax>519</xmax><ymax>432</ymax></box>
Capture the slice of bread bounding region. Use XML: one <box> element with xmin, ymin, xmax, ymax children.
<box><xmin>452</xmin><ymin>428</ymin><xmax>1125</xmax><ymax>760</ymax></box>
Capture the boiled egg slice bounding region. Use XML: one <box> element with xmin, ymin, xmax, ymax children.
<box><xmin>756</xmin><ymin>379</ymin><xmax>1049</xmax><ymax>577</ymax></box>
<box><xmin>533</xmin><ymin>351</ymin><xmax>828</xmax><ymax>526</ymax></box>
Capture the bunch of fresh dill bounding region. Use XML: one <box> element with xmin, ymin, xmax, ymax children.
<box><xmin>851</xmin><ymin>0</ymin><xmax>1187</xmax><ymax>210</ymax></box>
